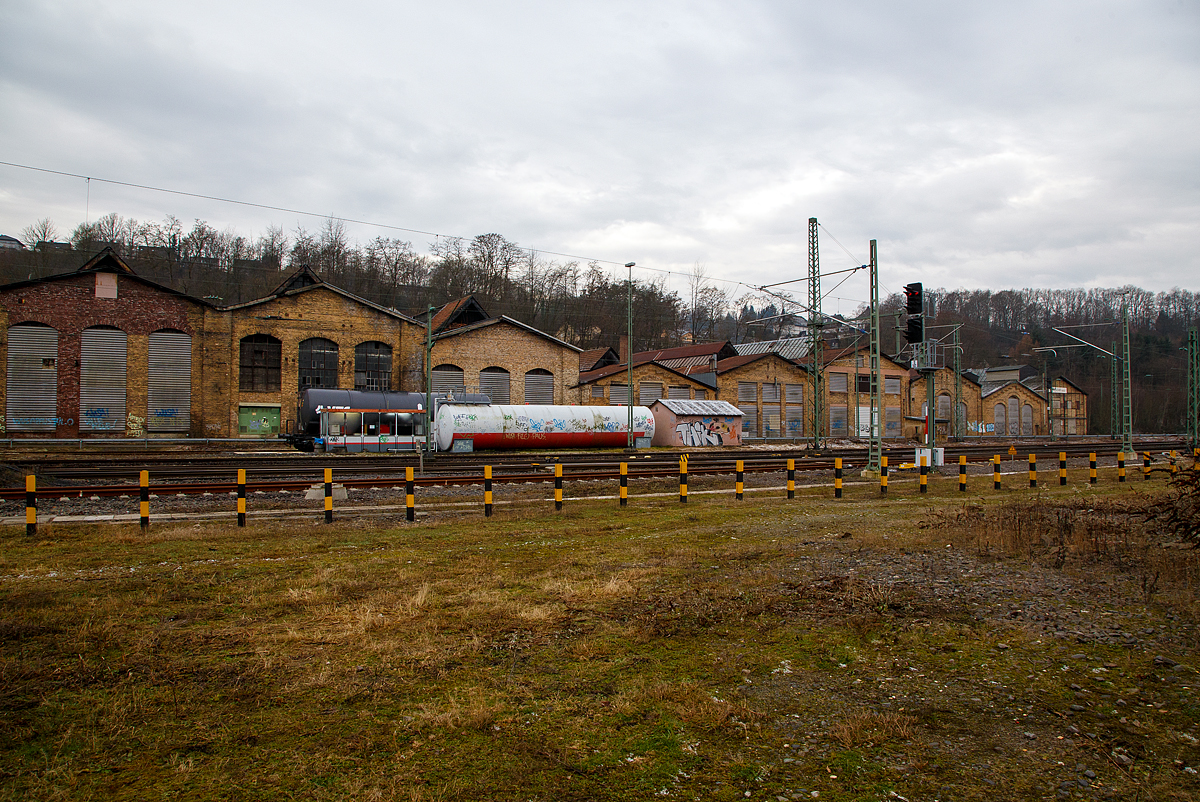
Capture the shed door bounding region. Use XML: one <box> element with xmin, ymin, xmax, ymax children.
<box><xmin>148</xmin><ymin>331</ymin><xmax>191</xmax><ymax>432</ymax></box>
<box><xmin>479</xmin><ymin>367</ymin><xmax>510</xmax><ymax>404</ymax></box>
<box><xmin>524</xmin><ymin>370</ymin><xmax>554</xmax><ymax>404</ymax></box>
<box><xmin>6</xmin><ymin>324</ymin><xmax>59</xmax><ymax>431</ymax></box>
<box><xmin>737</xmin><ymin>381</ymin><xmax>758</xmax><ymax>437</ymax></box>
<box><xmin>761</xmin><ymin>383</ymin><xmax>781</xmax><ymax>438</ymax></box>
<box><xmin>80</xmin><ymin>327</ymin><xmax>127</xmax><ymax>432</ymax></box>
<box><xmin>785</xmin><ymin>383</ymin><xmax>804</xmax><ymax>437</ymax></box>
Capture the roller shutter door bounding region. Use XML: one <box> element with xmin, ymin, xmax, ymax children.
<box><xmin>80</xmin><ymin>328</ymin><xmax>127</xmax><ymax>433</ymax></box>
<box><xmin>1021</xmin><ymin>403</ymin><xmax>1034</xmax><ymax>436</ymax></box>
<box><xmin>479</xmin><ymin>368</ymin><xmax>510</xmax><ymax>404</ymax></box>
<box><xmin>785</xmin><ymin>383</ymin><xmax>804</xmax><ymax>437</ymax></box>
<box><xmin>668</xmin><ymin>385</ymin><xmax>691</xmax><ymax>400</ymax></box>
<box><xmin>638</xmin><ymin>381</ymin><xmax>662</xmax><ymax>405</ymax></box>
<box><xmin>762</xmin><ymin>383</ymin><xmax>781</xmax><ymax>438</ymax></box>
<box><xmin>432</xmin><ymin>365</ymin><xmax>465</xmax><ymax>394</ymax></box>
<box><xmin>148</xmin><ymin>331</ymin><xmax>191</xmax><ymax>432</ymax></box>
<box><xmin>609</xmin><ymin>384</ymin><xmax>629</xmax><ymax>405</ymax></box>
<box><xmin>1007</xmin><ymin>397</ymin><xmax>1020</xmax><ymax>436</ymax></box>
<box><xmin>524</xmin><ymin>370</ymin><xmax>554</xmax><ymax>404</ymax></box>
<box><xmin>737</xmin><ymin>381</ymin><xmax>757</xmax><ymax>438</ymax></box>
<box><xmin>829</xmin><ymin>405</ymin><xmax>848</xmax><ymax>436</ymax></box>
<box><xmin>6</xmin><ymin>324</ymin><xmax>59</xmax><ymax>431</ymax></box>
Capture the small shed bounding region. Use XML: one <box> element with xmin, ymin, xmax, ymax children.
<box><xmin>649</xmin><ymin>399</ymin><xmax>743</xmax><ymax>447</ymax></box>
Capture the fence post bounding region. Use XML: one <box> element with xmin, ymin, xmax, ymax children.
<box><xmin>485</xmin><ymin>465</ymin><xmax>493</xmax><ymax>517</ymax></box>
<box><xmin>1059</xmin><ymin>452</ymin><xmax>1067</xmax><ymax>486</ymax></box>
<box><xmin>1089</xmin><ymin>452</ymin><xmax>1097</xmax><ymax>484</ymax></box>
<box><xmin>679</xmin><ymin>455</ymin><xmax>688</xmax><ymax>503</ymax></box>
<box><xmin>406</xmin><ymin>466</ymin><xmax>415</xmax><ymax>522</ymax></box>
<box><xmin>25</xmin><ymin>475</ymin><xmax>36</xmax><ymax>537</ymax></box>
<box><xmin>324</xmin><ymin>467</ymin><xmax>333</xmax><ymax>524</ymax></box>
<box><xmin>1144</xmin><ymin>451</ymin><xmax>1151</xmax><ymax>480</ymax></box>
<box><xmin>735</xmin><ymin>459</ymin><xmax>744</xmax><ymax>500</ymax></box>
<box><xmin>139</xmin><ymin>470</ymin><xmax>150</xmax><ymax>530</ymax></box>
<box><xmin>1028</xmin><ymin>454</ymin><xmax>1037</xmax><ymax>489</ymax></box>
<box><xmin>619</xmin><ymin>462</ymin><xmax>628</xmax><ymax>507</ymax></box>
<box><xmin>880</xmin><ymin>456</ymin><xmax>888</xmax><ymax>495</ymax></box>
<box><xmin>959</xmin><ymin>455</ymin><xmax>967</xmax><ymax>492</ymax></box>
<box><xmin>237</xmin><ymin>468</ymin><xmax>246</xmax><ymax>527</ymax></box>
<box><xmin>1170</xmin><ymin>450</ymin><xmax>1178</xmax><ymax>477</ymax></box>
<box><xmin>555</xmin><ymin>462</ymin><xmax>563</xmax><ymax>511</ymax></box>
<box><xmin>993</xmin><ymin>455</ymin><xmax>1001</xmax><ymax>490</ymax></box>
<box><xmin>919</xmin><ymin>455</ymin><xmax>928</xmax><ymax>493</ymax></box>
<box><xmin>834</xmin><ymin>457</ymin><xmax>843</xmax><ymax>499</ymax></box>
<box><xmin>787</xmin><ymin>458</ymin><xmax>795</xmax><ymax>499</ymax></box>
<box><xmin>1118</xmin><ymin>451</ymin><xmax>1126</xmax><ymax>482</ymax></box>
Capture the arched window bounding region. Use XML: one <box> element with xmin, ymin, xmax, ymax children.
<box><xmin>299</xmin><ymin>338</ymin><xmax>339</xmax><ymax>389</ymax></box>
<box><xmin>1021</xmin><ymin>403</ymin><xmax>1034</xmax><ymax>436</ymax></box>
<box><xmin>993</xmin><ymin>403</ymin><xmax>1006</xmax><ymax>435</ymax></box>
<box><xmin>239</xmin><ymin>334</ymin><xmax>281</xmax><ymax>392</ymax></box>
<box><xmin>524</xmin><ymin>369</ymin><xmax>554</xmax><ymax>404</ymax></box>
<box><xmin>1007</xmin><ymin>396</ymin><xmax>1020</xmax><ymax>437</ymax></box>
<box><xmin>479</xmin><ymin>366</ymin><xmax>510</xmax><ymax>404</ymax></box>
<box><xmin>6</xmin><ymin>323</ymin><xmax>59</xmax><ymax>431</ymax></box>
<box><xmin>148</xmin><ymin>329</ymin><xmax>191</xmax><ymax>432</ymax></box>
<box><xmin>80</xmin><ymin>326</ymin><xmax>127</xmax><ymax>432</ymax></box>
<box><xmin>936</xmin><ymin>393</ymin><xmax>952</xmax><ymax>421</ymax></box>
<box><xmin>432</xmin><ymin>364</ymin><xmax>465</xmax><ymax>394</ymax></box>
<box><xmin>958</xmin><ymin>401</ymin><xmax>968</xmax><ymax>435</ymax></box>
<box><xmin>355</xmin><ymin>342</ymin><xmax>392</xmax><ymax>391</ymax></box>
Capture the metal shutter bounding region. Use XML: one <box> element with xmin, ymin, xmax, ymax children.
<box><xmin>829</xmin><ymin>405</ymin><xmax>847</xmax><ymax>436</ymax></box>
<box><xmin>885</xmin><ymin>406</ymin><xmax>902</xmax><ymax>437</ymax></box>
<box><xmin>1021</xmin><ymin>403</ymin><xmax>1033</xmax><ymax>436</ymax></box>
<box><xmin>80</xmin><ymin>328</ymin><xmax>127</xmax><ymax>433</ymax></box>
<box><xmin>761</xmin><ymin>383</ymin><xmax>781</xmax><ymax>437</ymax></box>
<box><xmin>147</xmin><ymin>331</ymin><xmax>191</xmax><ymax>432</ymax></box>
<box><xmin>638</xmin><ymin>381</ymin><xmax>662</xmax><ymax>405</ymax></box>
<box><xmin>994</xmin><ymin>403</ymin><xmax>1006</xmax><ymax>435</ymax></box>
<box><xmin>828</xmin><ymin>372</ymin><xmax>848</xmax><ymax>393</ymax></box>
<box><xmin>6</xmin><ymin>324</ymin><xmax>59</xmax><ymax>431</ymax></box>
<box><xmin>479</xmin><ymin>368</ymin><xmax>510</xmax><ymax>404</ymax></box>
<box><xmin>884</xmin><ymin>375</ymin><xmax>901</xmax><ymax>394</ymax></box>
<box><xmin>609</xmin><ymin>383</ymin><xmax>628</xmax><ymax>405</ymax></box>
<box><xmin>524</xmin><ymin>370</ymin><xmax>554</xmax><ymax>404</ymax></box>
<box><xmin>785</xmin><ymin>383</ymin><xmax>804</xmax><ymax>437</ymax></box>
<box><xmin>667</xmin><ymin>385</ymin><xmax>691</xmax><ymax>400</ymax></box>
<box><xmin>937</xmin><ymin>394</ymin><xmax>952</xmax><ymax>421</ymax></box>
<box><xmin>1008</xmin><ymin>397</ymin><xmax>1020</xmax><ymax>436</ymax></box>
<box><xmin>432</xmin><ymin>365</ymin><xmax>465</xmax><ymax>394</ymax></box>
<box><xmin>737</xmin><ymin>381</ymin><xmax>758</xmax><ymax>438</ymax></box>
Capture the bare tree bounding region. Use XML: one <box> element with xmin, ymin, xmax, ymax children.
<box><xmin>20</xmin><ymin>218</ymin><xmax>57</xmax><ymax>249</ymax></box>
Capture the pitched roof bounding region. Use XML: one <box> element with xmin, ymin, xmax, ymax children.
<box><xmin>226</xmin><ymin>265</ymin><xmax>421</xmax><ymax>323</ymax></box>
<box><xmin>980</xmin><ymin>379</ymin><xmax>1047</xmax><ymax>399</ymax></box>
<box><xmin>734</xmin><ymin>336</ymin><xmax>812</xmax><ymax>361</ymax></box>
<box><xmin>651</xmin><ymin>399</ymin><xmax>743</xmax><ymax>417</ymax></box>
<box><xmin>0</xmin><ymin>246</ymin><xmax>216</xmax><ymax>307</ymax></box>
<box><xmin>630</xmin><ymin>340</ymin><xmax>738</xmax><ymax>369</ymax></box>
<box><xmin>579</xmin><ymin>346</ymin><xmax>620</xmax><ymax>373</ymax></box>
<box><xmin>430</xmin><ymin>295</ymin><xmax>489</xmax><ymax>333</ymax></box>
<box><xmin>576</xmin><ymin>360</ymin><xmax>709</xmax><ymax>386</ymax></box>
<box><xmin>433</xmin><ymin>314</ymin><xmax>581</xmax><ymax>352</ymax></box>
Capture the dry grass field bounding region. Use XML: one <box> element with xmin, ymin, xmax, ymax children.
<box><xmin>2</xmin><ymin>467</ymin><xmax>1199</xmax><ymax>801</ymax></box>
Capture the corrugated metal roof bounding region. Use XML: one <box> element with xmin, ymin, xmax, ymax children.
<box><xmin>733</xmin><ymin>336</ymin><xmax>812</xmax><ymax>361</ymax></box>
<box><xmin>652</xmin><ymin>399</ymin><xmax>742</xmax><ymax>416</ymax></box>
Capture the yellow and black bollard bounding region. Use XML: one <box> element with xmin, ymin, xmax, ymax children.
<box><xmin>619</xmin><ymin>462</ymin><xmax>628</xmax><ymax>507</ymax></box>
<box><xmin>25</xmin><ymin>475</ymin><xmax>36</xmax><ymax>537</ymax></box>
<box><xmin>736</xmin><ymin>459</ymin><xmax>744</xmax><ymax>500</ymax></box>
<box><xmin>834</xmin><ymin>457</ymin><xmax>843</xmax><ymax>499</ymax></box>
<box><xmin>679</xmin><ymin>455</ymin><xmax>688</xmax><ymax>503</ymax></box>
<box><xmin>1059</xmin><ymin>452</ymin><xmax>1067</xmax><ymax>486</ymax></box>
<box><xmin>237</xmin><ymin>468</ymin><xmax>247</xmax><ymax>527</ymax></box>
<box><xmin>324</xmin><ymin>467</ymin><xmax>334</xmax><ymax>524</ymax></box>
<box><xmin>484</xmin><ymin>465</ymin><xmax>493</xmax><ymax>517</ymax></box>
<box><xmin>993</xmin><ymin>455</ymin><xmax>1001</xmax><ymax>490</ymax></box>
<box><xmin>880</xmin><ymin>456</ymin><xmax>888</xmax><ymax>495</ymax></box>
<box><xmin>139</xmin><ymin>470</ymin><xmax>150</xmax><ymax>530</ymax></box>
<box><xmin>919</xmin><ymin>455</ymin><xmax>928</xmax><ymax>493</ymax></box>
<box><xmin>406</xmin><ymin>466</ymin><xmax>415</xmax><ymax>522</ymax></box>
<box><xmin>1118</xmin><ymin>451</ymin><xmax>1126</xmax><ymax>482</ymax></box>
<box><xmin>1144</xmin><ymin>451</ymin><xmax>1151</xmax><ymax>480</ymax></box>
<box><xmin>555</xmin><ymin>462</ymin><xmax>564</xmax><ymax>511</ymax></box>
<box><xmin>1029</xmin><ymin>454</ymin><xmax>1037</xmax><ymax>488</ymax></box>
<box><xmin>1170</xmin><ymin>450</ymin><xmax>1178</xmax><ymax>477</ymax></box>
<box><xmin>787</xmin><ymin>458</ymin><xmax>795</xmax><ymax>500</ymax></box>
<box><xmin>958</xmin><ymin>455</ymin><xmax>967</xmax><ymax>492</ymax></box>
<box><xmin>1089</xmin><ymin>452</ymin><xmax>1097</xmax><ymax>484</ymax></box>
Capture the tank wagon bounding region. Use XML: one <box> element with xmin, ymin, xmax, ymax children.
<box><xmin>289</xmin><ymin>389</ymin><xmax>654</xmax><ymax>453</ymax></box>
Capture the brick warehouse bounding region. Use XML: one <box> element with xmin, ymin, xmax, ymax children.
<box><xmin>219</xmin><ymin>267</ymin><xmax>425</xmax><ymax>436</ymax></box>
<box><xmin>0</xmin><ymin>249</ymin><xmax>213</xmax><ymax>437</ymax></box>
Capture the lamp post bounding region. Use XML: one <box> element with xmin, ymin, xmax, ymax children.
<box><xmin>626</xmin><ymin>262</ymin><xmax>635</xmax><ymax>448</ymax></box>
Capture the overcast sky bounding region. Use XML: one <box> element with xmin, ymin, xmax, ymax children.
<box><xmin>2</xmin><ymin>0</ymin><xmax>1197</xmax><ymax>311</ymax></box>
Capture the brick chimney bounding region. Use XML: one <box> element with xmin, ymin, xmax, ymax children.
<box><xmin>619</xmin><ymin>335</ymin><xmax>629</xmax><ymax>364</ymax></box>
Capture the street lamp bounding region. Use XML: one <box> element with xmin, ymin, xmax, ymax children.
<box><xmin>626</xmin><ymin>262</ymin><xmax>635</xmax><ymax>448</ymax></box>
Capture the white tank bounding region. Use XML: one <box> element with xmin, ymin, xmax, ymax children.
<box><xmin>434</xmin><ymin>404</ymin><xmax>655</xmax><ymax>451</ymax></box>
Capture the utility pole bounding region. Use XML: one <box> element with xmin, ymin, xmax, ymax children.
<box><xmin>1110</xmin><ymin>341</ymin><xmax>1118</xmax><ymax>440</ymax></box>
<box><xmin>626</xmin><ymin>262</ymin><xmax>635</xmax><ymax>448</ymax></box>
<box><xmin>953</xmin><ymin>326</ymin><xmax>962</xmax><ymax>440</ymax></box>
<box><xmin>1044</xmin><ymin>356</ymin><xmax>1054</xmax><ymax>441</ymax></box>
<box><xmin>808</xmin><ymin>218</ymin><xmax>823</xmax><ymax>450</ymax></box>
<box><xmin>425</xmin><ymin>305</ymin><xmax>434</xmax><ymax>454</ymax></box>
<box><xmin>1188</xmin><ymin>327</ymin><xmax>1198</xmax><ymax>450</ymax></box>
<box><xmin>1121</xmin><ymin>305</ymin><xmax>1133</xmax><ymax>456</ymax></box>
<box><xmin>868</xmin><ymin>240</ymin><xmax>881</xmax><ymax>473</ymax></box>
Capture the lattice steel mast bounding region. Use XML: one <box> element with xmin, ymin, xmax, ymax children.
<box><xmin>808</xmin><ymin>218</ymin><xmax>823</xmax><ymax>449</ymax></box>
<box><xmin>868</xmin><ymin>240</ymin><xmax>881</xmax><ymax>472</ymax></box>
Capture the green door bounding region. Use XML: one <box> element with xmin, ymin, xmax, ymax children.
<box><xmin>238</xmin><ymin>406</ymin><xmax>281</xmax><ymax>437</ymax></box>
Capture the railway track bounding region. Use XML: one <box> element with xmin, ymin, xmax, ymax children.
<box><xmin>0</xmin><ymin>439</ymin><xmax>1189</xmax><ymax>500</ymax></box>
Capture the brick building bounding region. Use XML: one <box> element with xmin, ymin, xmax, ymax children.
<box><xmin>0</xmin><ymin>248</ymin><xmax>213</xmax><ymax>437</ymax></box>
<box><xmin>575</xmin><ymin>362</ymin><xmax>713</xmax><ymax>405</ymax></box>
<box><xmin>906</xmin><ymin>366</ymin><xmax>985</xmax><ymax>440</ymax></box>
<box><xmin>219</xmin><ymin>266</ymin><xmax>425</xmax><ymax>436</ymax></box>
<box><xmin>822</xmin><ymin>348</ymin><xmax>910</xmax><ymax>439</ymax></box>
<box><xmin>706</xmin><ymin>353</ymin><xmax>812</xmax><ymax>439</ymax></box>
<box><xmin>428</xmin><ymin>296</ymin><xmax>580</xmax><ymax>405</ymax></box>
<box><xmin>980</xmin><ymin>380</ymin><xmax>1049</xmax><ymax>436</ymax></box>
